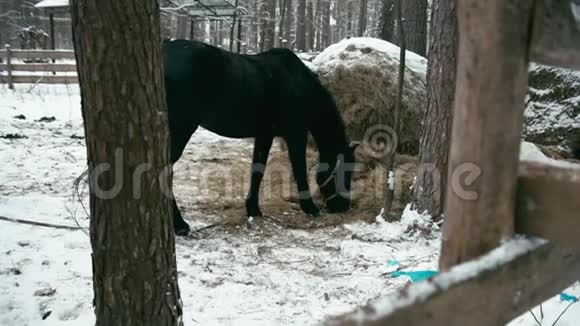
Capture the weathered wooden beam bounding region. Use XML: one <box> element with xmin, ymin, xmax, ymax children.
<box><xmin>324</xmin><ymin>239</ymin><xmax>580</xmax><ymax>326</ymax></box>
<box><xmin>3</xmin><ymin>76</ymin><xmax>78</xmax><ymax>84</ymax></box>
<box><xmin>516</xmin><ymin>161</ymin><xmax>580</xmax><ymax>247</ymax></box>
<box><xmin>440</xmin><ymin>0</ymin><xmax>535</xmax><ymax>270</ymax></box>
<box><xmin>0</xmin><ymin>49</ymin><xmax>75</xmax><ymax>60</ymax></box>
<box><xmin>530</xmin><ymin>0</ymin><xmax>580</xmax><ymax>70</ymax></box>
<box><xmin>0</xmin><ymin>64</ymin><xmax>77</xmax><ymax>72</ymax></box>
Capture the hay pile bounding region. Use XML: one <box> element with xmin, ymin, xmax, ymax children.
<box><xmin>525</xmin><ymin>64</ymin><xmax>580</xmax><ymax>159</ymax></box>
<box><xmin>311</xmin><ymin>37</ymin><xmax>428</xmax><ymax>155</ymax></box>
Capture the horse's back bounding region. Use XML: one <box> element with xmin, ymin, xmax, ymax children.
<box><xmin>162</xmin><ymin>40</ymin><xmax>335</xmax><ymax>139</ymax></box>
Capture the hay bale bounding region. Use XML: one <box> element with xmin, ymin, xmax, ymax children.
<box><xmin>312</xmin><ymin>37</ymin><xmax>427</xmax><ymax>155</ymax></box>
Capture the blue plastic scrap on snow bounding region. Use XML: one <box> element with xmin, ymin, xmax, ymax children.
<box><xmin>391</xmin><ymin>270</ymin><xmax>439</xmax><ymax>283</ymax></box>
<box><xmin>386</xmin><ymin>260</ymin><xmax>438</xmax><ymax>283</ymax></box>
<box><xmin>560</xmin><ymin>293</ymin><xmax>579</xmax><ymax>303</ymax></box>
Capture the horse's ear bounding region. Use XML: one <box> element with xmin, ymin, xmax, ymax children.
<box><xmin>348</xmin><ymin>141</ymin><xmax>360</xmax><ymax>157</ymax></box>
<box><xmin>349</xmin><ymin>141</ymin><xmax>360</xmax><ymax>151</ymax></box>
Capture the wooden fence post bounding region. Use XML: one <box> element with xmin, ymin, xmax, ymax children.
<box><xmin>5</xmin><ymin>44</ymin><xmax>14</xmax><ymax>90</ymax></box>
<box><xmin>439</xmin><ymin>0</ymin><xmax>536</xmax><ymax>270</ymax></box>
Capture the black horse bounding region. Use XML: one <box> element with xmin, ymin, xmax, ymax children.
<box><xmin>163</xmin><ymin>40</ymin><xmax>356</xmax><ymax>235</ymax></box>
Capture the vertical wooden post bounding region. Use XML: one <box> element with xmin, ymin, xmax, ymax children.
<box><xmin>439</xmin><ymin>0</ymin><xmax>536</xmax><ymax>270</ymax></box>
<box><xmin>5</xmin><ymin>44</ymin><xmax>14</xmax><ymax>90</ymax></box>
<box><xmin>237</xmin><ymin>18</ymin><xmax>242</xmax><ymax>53</ymax></box>
<box><xmin>49</xmin><ymin>12</ymin><xmax>56</xmax><ymax>50</ymax></box>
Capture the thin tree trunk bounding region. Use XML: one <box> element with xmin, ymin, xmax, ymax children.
<box><xmin>357</xmin><ymin>0</ymin><xmax>368</xmax><ymax>36</ymax></box>
<box><xmin>383</xmin><ymin>0</ymin><xmax>405</xmax><ymax>219</ymax></box>
<box><xmin>321</xmin><ymin>0</ymin><xmax>331</xmax><ymax>48</ymax></box>
<box><xmin>346</xmin><ymin>0</ymin><xmax>354</xmax><ymax>37</ymax></box>
<box><xmin>296</xmin><ymin>0</ymin><xmax>307</xmax><ymax>50</ymax></box>
<box><xmin>70</xmin><ymin>0</ymin><xmax>183</xmax><ymax>325</ymax></box>
<box><xmin>315</xmin><ymin>0</ymin><xmax>322</xmax><ymax>50</ymax></box>
<box><xmin>306</xmin><ymin>0</ymin><xmax>314</xmax><ymax>50</ymax></box>
<box><xmin>377</xmin><ymin>0</ymin><xmax>395</xmax><ymax>41</ymax></box>
<box><xmin>412</xmin><ymin>0</ymin><xmax>457</xmax><ymax>219</ymax></box>
<box><xmin>260</xmin><ymin>0</ymin><xmax>277</xmax><ymax>50</ymax></box>
<box><xmin>283</xmin><ymin>0</ymin><xmax>294</xmax><ymax>48</ymax></box>
<box><xmin>401</xmin><ymin>0</ymin><xmax>427</xmax><ymax>56</ymax></box>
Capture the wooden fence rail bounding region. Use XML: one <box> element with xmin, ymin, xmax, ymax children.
<box><xmin>0</xmin><ymin>45</ymin><xmax>78</xmax><ymax>88</ymax></box>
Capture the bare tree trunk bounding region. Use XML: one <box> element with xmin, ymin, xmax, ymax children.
<box><xmin>401</xmin><ymin>0</ymin><xmax>427</xmax><ymax>56</ymax></box>
<box><xmin>315</xmin><ymin>0</ymin><xmax>322</xmax><ymax>50</ymax></box>
<box><xmin>383</xmin><ymin>0</ymin><xmax>405</xmax><ymax>219</ymax></box>
<box><xmin>296</xmin><ymin>0</ymin><xmax>307</xmax><ymax>50</ymax></box>
<box><xmin>280</xmin><ymin>0</ymin><xmax>294</xmax><ymax>47</ymax></box>
<box><xmin>70</xmin><ymin>0</ymin><xmax>183</xmax><ymax>325</ymax></box>
<box><xmin>260</xmin><ymin>0</ymin><xmax>277</xmax><ymax>50</ymax></box>
<box><xmin>357</xmin><ymin>0</ymin><xmax>368</xmax><ymax>36</ymax></box>
<box><xmin>377</xmin><ymin>0</ymin><xmax>395</xmax><ymax>41</ymax></box>
<box><xmin>412</xmin><ymin>0</ymin><xmax>457</xmax><ymax>219</ymax></box>
<box><xmin>321</xmin><ymin>0</ymin><xmax>331</xmax><ymax>48</ymax></box>
<box><xmin>306</xmin><ymin>0</ymin><xmax>315</xmax><ymax>50</ymax></box>
<box><xmin>346</xmin><ymin>0</ymin><xmax>354</xmax><ymax>37</ymax></box>
<box><xmin>251</xmin><ymin>0</ymin><xmax>261</xmax><ymax>52</ymax></box>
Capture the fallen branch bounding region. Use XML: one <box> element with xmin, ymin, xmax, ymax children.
<box><xmin>0</xmin><ymin>215</ymin><xmax>85</xmax><ymax>231</ymax></box>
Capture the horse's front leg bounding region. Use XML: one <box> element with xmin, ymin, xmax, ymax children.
<box><xmin>285</xmin><ymin>133</ymin><xmax>320</xmax><ymax>217</ymax></box>
<box><xmin>246</xmin><ymin>134</ymin><xmax>274</xmax><ymax>217</ymax></box>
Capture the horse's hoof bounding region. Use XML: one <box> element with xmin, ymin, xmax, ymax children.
<box><xmin>175</xmin><ymin>223</ymin><xmax>191</xmax><ymax>236</ymax></box>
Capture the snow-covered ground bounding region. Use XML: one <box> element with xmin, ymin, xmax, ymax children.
<box><xmin>0</xmin><ymin>85</ymin><xmax>578</xmax><ymax>325</ymax></box>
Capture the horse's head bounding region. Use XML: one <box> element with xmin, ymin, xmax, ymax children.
<box><xmin>316</xmin><ymin>143</ymin><xmax>358</xmax><ymax>213</ymax></box>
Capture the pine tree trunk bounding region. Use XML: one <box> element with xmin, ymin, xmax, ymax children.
<box><xmin>401</xmin><ymin>0</ymin><xmax>428</xmax><ymax>56</ymax></box>
<box><xmin>357</xmin><ymin>0</ymin><xmax>368</xmax><ymax>36</ymax></box>
<box><xmin>296</xmin><ymin>0</ymin><xmax>307</xmax><ymax>50</ymax></box>
<box><xmin>377</xmin><ymin>0</ymin><xmax>395</xmax><ymax>41</ymax></box>
<box><xmin>315</xmin><ymin>0</ymin><xmax>322</xmax><ymax>50</ymax></box>
<box><xmin>412</xmin><ymin>0</ymin><xmax>457</xmax><ymax>219</ymax></box>
<box><xmin>282</xmin><ymin>0</ymin><xmax>294</xmax><ymax>48</ymax></box>
<box><xmin>70</xmin><ymin>0</ymin><xmax>183</xmax><ymax>325</ymax></box>
<box><xmin>260</xmin><ymin>0</ymin><xmax>277</xmax><ymax>50</ymax></box>
<box><xmin>321</xmin><ymin>0</ymin><xmax>331</xmax><ymax>48</ymax></box>
<box><xmin>306</xmin><ymin>0</ymin><xmax>314</xmax><ymax>51</ymax></box>
<box><xmin>278</xmin><ymin>0</ymin><xmax>294</xmax><ymax>49</ymax></box>
<box><xmin>346</xmin><ymin>0</ymin><xmax>354</xmax><ymax>37</ymax></box>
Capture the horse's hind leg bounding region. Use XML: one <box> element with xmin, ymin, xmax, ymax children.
<box><xmin>246</xmin><ymin>134</ymin><xmax>274</xmax><ymax>217</ymax></box>
<box><xmin>170</xmin><ymin>124</ymin><xmax>198</xmax><ymax>236</ymax></box>
<box><xmin>284</xmin><ymin>132</ymin><xmax>320</xmax><ymax>217</ymax></box>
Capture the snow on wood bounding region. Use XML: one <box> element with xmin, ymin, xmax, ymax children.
<box><xmin>34</xmin><ymin>0</ymin><xmax>69</xmax><ymax>9</ymax></box>
<box><xmin>324</xmin><ymin>238</ymin><xmax>580</xmax><ymax>326</ymax></box>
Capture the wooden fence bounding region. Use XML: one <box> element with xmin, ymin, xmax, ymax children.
<box><xmin>0</xmin><ymin>45</ymin><xmax>77</xmax><ymax>88</ymax></box>
<box><xmin>326</xmin><ymin>0</ymin><xmax>580</xmax><ymax>325</ymax></box>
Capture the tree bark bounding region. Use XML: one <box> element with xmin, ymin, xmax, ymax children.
<box><xmin>412</xmin><ymin>0</ymin><xmax>457</xmax><ymax>220</ymax></box>
<box><xmin>439</xmin><ymin>0</ymin><xmax>534</xmax><ymax>270</ymax></box>
<box><xmin>401</xmin><ymin>0</ymin><xmax>428</xmax><ymax>56</ymax></box>
<box><xmin>260</xmin><ymin>0</ymin><xmax>277</xmax><ymax>50</ymax></box>
<box><xmin>321</xmin><ymin>0</ymin><xmax>331</xmax><ymax>49</ymax></box>
<box><xmin>377</xmin><ymin>0</ymin><xmax>395</xmax><ymax>42</ymax></box>
<box><xmin>306</xmin><ymin>0</ymin><xmax>315</xmax><ymax>50</ymax></box>
<box><xmin>70</xmin><ymin>0</ymin><xmax>183</xmax><ymax>325</ymax></box>
<box><xmin>296</xmin><ymin>0</ymin><xmax>307</xmax><ymax>50</ymax></box>
<box><xmin>357</xmin><ymin>0</ymin><xmax>368</xmax><ymax>36</ymax></box>
<box><xmin>283</xmin><ymin>0</ymin><xmax>294</xmax><ymax>48</ymax></box>
<box><xmin>346</xmin><ymin>0</ymin><xmax>354</xmax><ymax>37</ymax></box>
